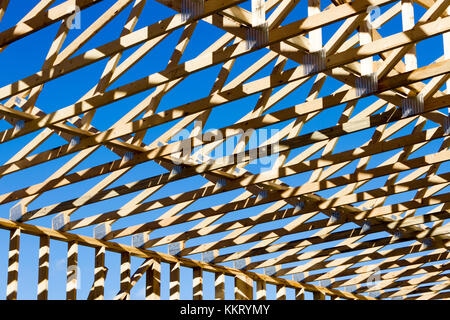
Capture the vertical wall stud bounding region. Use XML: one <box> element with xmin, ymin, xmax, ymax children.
<box><xmin>120</xmin><ymin>252</ymin><xmax>131</xmax><ymax>294</ymax></box>
<box><xmin>235</xmin><ymin>274</ymin><xmax>253</xmax><ymax>300</ymax></box>
<box><xmin>169</xmin><ymin>262</ymin><xmax>180</xmax><ymax>300</ymax></box>
<box><xmin>295</xmin><ymin>287</ymin><xmax>305</xmax><ymax>300</ymax></box>
<box><xmin>308</xmin><ymin>0</ymin><xmax>322</xmax><ymax>51</ymax></box>
<box><xmin>215</xmin><ymin>273</ymin><xmax>225</xmax><ymax>300</ymax></box>
<box><xmin>276</xmin><ymin>285</ymin><xmax>287</xmax><ymax>300</ymax></box>
<box><xmin>93</xmin><ymin>246</ymin><xmax>106</xmax><ymax>300</ymax></box>
<box><xmin>146</xmin><ymin>258</ymin><xmax>161</xmax><ymax>300</ymax></box>
<box><xmin>313</xmin><ymin>291</ymin><xmax>326</xmax><ymax>300</ymax></box>
<box><xmin>66</xmin><ymin>241</ymin><xmax>78</xmax><ymax>300</ymax></box>
<box><xmin>37</xmin><ymin>236</ymin><xmax>50</xmax><ymax>300</ymax></box>
<box><xmin>293</xmin><ymin>272</ymin><xmax>305</xmax><ymax>300</ymax></box>
<box><xmin>193</xmin><ymin>267</ymin><xmax>203</xmax><ymax>300</ymax></box>
<box><xmin>256</xmin><ymin>280</ymin><xmax>266</xmax><ymax>300</ymax></box>
<box><xmin>6</xmin><ymin>229</ymin><xmax>20</xmax><ymax>300</ymax></box>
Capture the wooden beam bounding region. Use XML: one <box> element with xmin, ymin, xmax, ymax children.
<box><xmin>90</xmin><ymin>246</ymin><xmax>107</xmax><ymax>300</ymax></box>
<box><xmin>37</xmin><ymin>236</ymin><xmax>50</xmax><ymax>300</ymax></box>
<box><xmin>295</xmin><ymin>288</ymin><xmax>305</xmax><ymax>300</ymax></box>
<box><xmin>66</xmin><ymin>241</ymin><xmax>78</xmax><ymax>300</ymax></box>
<box><xmin>120</xmin><ymin>252</ymin><xmax>131</xmax><ymax>294</ymax></box>
<box><xmin>276</xmin><ymin>285</ymin><xmax>287</xmax><ymax>300</ymax></box>
<box><xmin>215</xmin><ymin>273</ymin><xmax>225</xmax><ymax>300</ymax></box>
<box><xmin>193</xmin><ymin>267</ymin><xmax>203</xmax><ymax>300</ymax></box>
<box><xmin>235</xmin><ymin>274</ymin><xmax>253</xmax><ymax>300</ymax></box>
<box><xmin>169</xmin><ymin>262</ymin><xmax>181</xmax><ymax>300</ymax></box>
<box><xmin>256</xmin><ymin>281</ymin><xmax>266</xmax><ymax>300</ymax></box>
<box><xmin>6</xmin><ymin>229</ymin><xmax>20</xmax><ymax>300</ymax></box>
<box><xmin>0</xmin><ymin>0</ymin><xmax>9</xmax><ymax>23</ymax></box>
<box><xmin>145</xmin><ymin>259</ymin><xmax>161</xmax><ymax>300</ymax></box>
<box><xmin>313</xmin><ymin>291</ymin><xmax>326</xmax><ymax>300</ymax></box>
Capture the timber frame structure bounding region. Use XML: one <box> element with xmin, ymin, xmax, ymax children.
<box><xmin>0</xmin><ymin>0</ymin><xmax>449</xmax><ymax>300</ymax></box>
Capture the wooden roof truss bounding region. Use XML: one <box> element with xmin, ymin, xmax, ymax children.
<box><xmin>0</xmin><ymin>0</ymin><xmax>449</xmax><ymax>300</ymax></box>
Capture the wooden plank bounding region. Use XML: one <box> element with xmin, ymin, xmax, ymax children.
<box><xmin>120</xmin><ymin>252</ymin><xmax>131</xmax><ymax>294</ymax></box>
<box><xmin>66</xmin><ymin>241</ymin><xmax>78</xmax><ymax>300</ymax></box>
<box><xmin>295</xmin><ymin>288</ymin><xmax>305</xmax><ymax>300</ymax></box>
<box><xmin>0</xmin><ymin>29</ymin><xmax>230</xmax><ymax>215</ymax></box>
<box><xmin>0</xmin><ymin>0</ymin><xmax>9</xmax><ymax>23</ymax></box>
<box><xmin>215</xmin><ymin>273</ymin><xmax>225</xmax><ymax>300</ymax></box>
<box><xmin>203</xmin><ymin>192</ymin><xmax>450</xmax><ymax>265</ymax></box>
<box><xmin>359</xmin><ymin>15</ymin><xmax>373</xmax><ymax>76</ymax></box>
<box><xmin>6</xmin><ymin>229</ymin><xmax>20</xmax><ymax>300</ymax></box>
<box><xmin>193</xmin><ymin>267</ymin><xmax>203</xmax><ymax>300</ymax></box>
<box><xmin>401</xmin><ymin>0</ymin><xmax>417</xmax><ymax>71</ymax></box>
<box><xmin>169</xmin><ymin>262</ymin><xmax>180</xmax><ymax>300</ymax></box>
<box><xmin>256</xmin><ymin>280</ymin><xmax>266</xmax><ymax>300</ymax></box>
<box><xmin>354</xmin><ymin>267</ymin><xmax>449</xmax><ymax>295</ymax></box>
<box><xmin>235</xmin><ymin>274</ymin><xmax>253</xmax><ymax>300</ymax></box>
<box><xmin>276</xmin><ymin>285</ymin><xmax>286</xmax><ymax>300</ymax></box>
<box><xmin>308</xmin><ymin>0</ymin><xmax>322</xmax><ymax>52</ymax></box>
<box><xmin>146</xmin><ymin>259</ymin><xmax>161</xmax><ymax>300</ymax></box>
<box><xmin>37</xmin><ymin>236</ymin><xmax>49</xmax><ymax>300</ymax></box>
<box><xmin>313</xmin><ymin>291</ymin><xmax>326</xmax><ymax>300</ymax></box>
<box><xmin>92</xmin><ymin>246</ymin><xmax>107</xmax><ymax>300</ymax></box>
